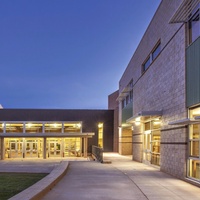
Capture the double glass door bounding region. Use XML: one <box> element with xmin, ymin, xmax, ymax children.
<box><xmin>9</xmin><ymin>140</ymin><xmax>23</xmax><ymax>158</ymax></box>
<box><xmin>48</xmin><ymin>139</ymin><xmax>61</xmax><ymax>157</ymax></box>
<box><xmin>25</xmin><ymin>140</ymin><xmax>41</xmax><ymax>157</ymax></box>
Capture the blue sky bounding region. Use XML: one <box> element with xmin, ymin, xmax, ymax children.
<box><xmin>0</xmin><ymin>0</ymin><xmax>160</xmax><ymax>109</ymax></box>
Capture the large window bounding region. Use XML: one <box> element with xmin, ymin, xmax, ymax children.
<box><xmin>142</xmin><ymin>41</ymin><xmax>161</xmax><ymax>73</ymax></box>
<box><xmin>189</xmin><ymin>4</ymin><xmax>200</xmax><ymax>44</ymax></box>
<box><xmin>188</xmin><ymin>107</ymin><xmax>200</xmax><ymax>181</ymax></box>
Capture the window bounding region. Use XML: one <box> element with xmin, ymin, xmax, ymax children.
<box><xmin>142</xmin><ymin>41</ymin><xmax>161</xmax><ymax>73</ymax></box>
<box><xmin>152</xmin><ymin>43</ymin><xmax>161</xmax><ymax>60</ymax></box>
<box><xmin>189</xmin><ymin>4</ymin><xmax>200</xmax><ymax>44</ymax></box>
<box><xmin>143</xmin><ymin>57</ymin><xmax>151</xmax><ymax>71</ymax></box>
<box><xmin>98</xmin><ymin>123</ymin><xmax>103</xmax><ymax>148</ymax></box>
<box><xmin>188</xmin><ymin>107</ymin><xmax>200</xmax><ymax>182</ymax></box>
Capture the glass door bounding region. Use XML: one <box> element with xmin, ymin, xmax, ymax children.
<box><xmin>48</xmin><ymin>140</ymin><xmax>61</xmax><ymax>157</ymax></box>
<box><xmin>9</xmin><ymin>140</ymin><xmax>23</xmax><ymax>158</ymax></box>
<box><xmin>25</xmin><ymin>140</ymin><xmax>38</xmax><ymax>157</ymax></box>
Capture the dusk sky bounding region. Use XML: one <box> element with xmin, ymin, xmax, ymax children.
<box><xmin>0</xmin><ymin>0</ymin><xmax>161</xmax><ymax>109</ymax></box>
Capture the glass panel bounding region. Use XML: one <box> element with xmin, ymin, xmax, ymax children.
<box><xmin>6</xmin><ymin>123</ymin><xmax>23</xmax><ymax>133</ymax></box>
<box><xmin>25</xmin><ymin>123</ymin><xmax>43</xmax><ymax>133</ymax></box>
<box><xmin>63</xmin><ymin>123</ymin><xmax>81</xmax><ymax>133</ymax></box>
<box><xmin>0</xmin><ymin>123</ymin><xmax>4</xmax><ymax>133</ymax></box>
<box><xmin>64</xmin><ymin>138</ymin><xmax>81</xmax><ymax>157</ymax></box>
<box><xmin>143</xmin><ymin>57</ymin><xmax>150</xmax><ymax>71</ymax></box>
<box><xmin>189</xmin><ymin>159</ymin><xmax>200</xmax><ymax>179</ymax></box>
<box><xmin>144</xmin><ymin>122</ymin><xmax>150</xmax><ymax>131</ymax></box>
<box><xmin>190</xmin><ymin>124</ymin><xmax>200</xmax><ymax>139</ymax></box>
<box><xmin>152</xmin><ymin>43</ymin><xmax>161</xmax><ymax>60</ymax></box>
<box><xmin>152</xmin><ymin>120</ymin><xmax>161</xmax><ymax>130</ymax></box>
<box><xmin>189</xmin><ymin>141</ymin><xmax>199</xmax><ymax>157</ymax></box>
<box><xmin>98</xmin><ymin>123</ymin><xmax>103</xmax><ymax>148</ymax></box>
<box><xmin>44</xmin><ymin>123</ymin><xmax>62</xmax><ymax>133</ymax></box>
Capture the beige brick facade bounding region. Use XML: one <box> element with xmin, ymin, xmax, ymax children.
<box><xmin>116</xmin><ymin>0</ymin><xmax>190</xmax><ymax>179</ymax></box>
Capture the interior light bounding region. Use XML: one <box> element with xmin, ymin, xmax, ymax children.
<box><xmin>153</xmin><ymin>121</ymin><xmax>161</xmax><ymax>125</ymax></box>
<box><xmin>135</xmin><ymin>117</ymin><xmax>141</xmax><ymax>122</ymax></box>
<box><xmin>135</xmin><ymin>121</ymin><xmax>140</xmax><ymax>126</ymax></box>
<box><xmin>27</xmin><ymin>123</ymin><xmax>32</xmax><ymax>128</ymax></box>
<box><xmin>98</xmin><ymin>123</ymin><xmax>103</xmax><ymax>128</ymax></box>
<box><xmin>144</xmin><ymin>130</ymin><xmax>151</xmax><ymax>134</ymax></box>
<box><xmin>53</xmin><ymin>123</ymin><xmax>57</xmax><ymax>128</ymax></box>
<box><xmin>77</xmin><ymin>123</ymin><xmax>81</xmax><ymax>128</ymax></box>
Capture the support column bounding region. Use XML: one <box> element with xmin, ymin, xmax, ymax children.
<box><xmin>1</xmin><ymin>138</ymin><xmax>5</xmax><ymax>160</ymax></box>
<box><xmin>83</xmin><ymin>137</ymin><xmax>88</xmax><ymax>158</ymax></box>
<box><xmin>43</xmin><ymin>137</ymin><xmax>47</xmax><ymax>159</ymax></box>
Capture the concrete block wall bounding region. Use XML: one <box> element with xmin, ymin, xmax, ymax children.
<box><xmin>118</xmin><ymin>0</ymin><xmax>188</xmax><ymax>179</ymax></box>
<box><xmin>161</xmin><ymin>127</ymin><xmax>187</xmax><ymax>178</ymax></box>
<box><xmin>119</xmin><ymin>128</ymin><xmax>132</xmax><ymax>155</ymax></box>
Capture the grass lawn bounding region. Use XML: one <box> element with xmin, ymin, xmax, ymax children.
<box><xmin>0</xmin><ymin>172</ymin><xmax>48</xmax><ymax>200</ymax></box>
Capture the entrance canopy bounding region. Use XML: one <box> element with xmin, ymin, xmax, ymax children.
<box><xmin>168</xmin><ymin>118</ymin><xmax>200</xmax><ymax>125</ymax></box>
<box><xmin>126</xmin><ymin>110</ymin><xmax>162</xmax><ymax>123</ymax></box>
<box><xmin>0</xmin><ymin>132</ymin><xmax>94</xmax><ymax>138</ymax></box>
<box><xmin>170</xmin><ymin>0</ymin><xmax>200</xmax><ymax>23</ymax></box>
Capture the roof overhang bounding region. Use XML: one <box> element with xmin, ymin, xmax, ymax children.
<box><xmin>168</xmin><ymin>118</ymin><xmax>200</xmax><ymax>125</ymax></box>
<box><xmin>0</xmin><ymin>132</ymin><xmax>95</xmax><ymax>138</ymax></box>
<box><xmin>116</xmin><ymin>86</ymin><xmax>131</xmax><ymax>101</ymax></box>
<box><xmin>126</xmin><ymin>110</ymin><xmax>162</xmax><ymax>123</ymax></box>
<box><xmin>170</xmin><ymin>0</ymin><xmax>200</xmax><ymax>23</ymax></box>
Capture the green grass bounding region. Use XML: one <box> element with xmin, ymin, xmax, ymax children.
<box><xmin>0</xmin><ymin>172</ymin><xmax>48</xmax><ymax>200</ymax></box>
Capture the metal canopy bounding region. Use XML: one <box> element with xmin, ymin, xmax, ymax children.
<box><xmin>126</xmin><ymin>110</ymin><xmax>162</xmax><ymax>123</ymax></box>
<box><xmin>116</xmin><ymin>86</ymin><xmax>131</xmax><ymax>101</ymax></box>
<box><xmin>168</xmin><ymin>118</ymin><xmax>200</xmax><ymax>125</ymax></box>
<box><xmin>0</xmin><ymin>132</ymin><xmax>95</xmax><ymax>138</ymax></box>
<box><xmin>170</xmin><ymin>0</ymin><xmax>200</xmax><ymax>23</ymax></box>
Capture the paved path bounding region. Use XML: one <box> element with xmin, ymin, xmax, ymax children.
<box><xmin>42</xmin><ymin>153</ymin><xmax>200</xmax><ymax>200</ymax></box>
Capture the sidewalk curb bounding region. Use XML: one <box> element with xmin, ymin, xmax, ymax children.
<box><xmin>9</xmin><ymin>161</ymin><xmax>69</xmax><ymax>200</ymax></box>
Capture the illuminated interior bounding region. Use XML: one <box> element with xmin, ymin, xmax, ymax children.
<box><xmin>188</xmin><ymin>107</ymin><xmax>200</xmax><ymax>181</ymax></box>
<box><xmin>143</xmin><ymin>118</ymin><xmax>161</xmax><ymax>166</ymax></box>
<box><xmin>98</xmin><ymin>123</ymin><xmax>103</xmax><ymax>148</ymax></box>
<box><xmin>1</xmin><ymin>121</ymin><xmax>85</xmax><ymax>159</ymax></box>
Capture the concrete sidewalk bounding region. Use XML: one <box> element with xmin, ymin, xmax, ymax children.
<box><xmin>42</xmin><ymin>153</ymin><xmax>200</xmax><ymax>200</ymax></box>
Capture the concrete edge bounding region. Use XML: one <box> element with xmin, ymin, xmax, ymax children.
<box><xmin>9</xmin><ymin>161</ymin><xmax>69</xmax><ymax>200</ymax></box>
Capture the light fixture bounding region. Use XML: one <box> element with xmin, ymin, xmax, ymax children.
<box><xmin>144</xmin><ymin>130</ymin><xmax>151</xmax><ymax>134</ymax></box>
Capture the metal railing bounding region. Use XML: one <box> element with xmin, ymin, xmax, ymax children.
<box><xmin>92</xmin><ymin>145</ymin><xmax>103</xmax><ymax>163</ymax></box>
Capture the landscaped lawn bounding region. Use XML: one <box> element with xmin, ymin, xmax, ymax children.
<box><xmin>0</xmin><ymin>172</ymin><xmax>48</xmax><ymax>200</ymax></box>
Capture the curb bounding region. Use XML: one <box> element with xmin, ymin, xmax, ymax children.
<box><xmin>9</xmin><ymin>161</ymin><xmax>69</xmax><ymax>200</ymax></box>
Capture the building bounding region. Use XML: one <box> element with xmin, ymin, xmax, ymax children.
<box><xmin>0</xmin><ymin>109</ymin><xmax>114</xmax><ymax>159</ymax></box>
<box><xmin>115</xmin><ymin>0</ymin><xmax>200</xmax><ymax>184</ymax></box>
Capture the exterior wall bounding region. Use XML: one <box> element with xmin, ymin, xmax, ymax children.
<box><xmin>161</xmin><ymin>127</ymin><xmax>187</xmax><ymax>178</ymax></box>
<box><xmin>132</xmin><ymin>125</ymin><xmax>143</xmax><ymax>162</ymax></box>
<box><xmin>119</xmin><ymin>127</ymin><xmax>132</xmax><ymax>155</ymax></box>
<box><xmin>108</xmin><ymin>90</ymin><xmax>119</xmax><ymax>152</ymax></box>
<box><xmin>0</xmin><ymin>109</ymin><xmax>114</xmax><ymax>154</ymax></box>
<box><xmin>118</xmin><ymin>0</ymin><xmax>188</xmax><ymax>179</ymax></box>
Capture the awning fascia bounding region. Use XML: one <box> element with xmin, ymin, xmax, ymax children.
<box><xmin>169</xmin><ymin>0</ymin><xmax>200</xmax><ymax>23</ymax></box>
<box><xmin>168</xmin><ymin>118</ymin><xmax>200</xmax><ymax>125</ymax></box>
<box><xmin>126</xmin><ymin>110</ymin><xmax>162</xmax><ymax>123</ymax></box>
<box><xmin>0</xmin><ymin>132</ymin><xmax>95</xmax><ymax>138</ymax></box>
<box><xmin>116</xmin><ymin>86</ymin><xmax>131</xmax><ymax>101</ymax></box>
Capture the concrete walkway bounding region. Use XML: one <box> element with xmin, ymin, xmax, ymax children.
<box><xmin>42</xmin><ymin>153</ymin><xmax>200</xmax><ymax>200</ymax></box>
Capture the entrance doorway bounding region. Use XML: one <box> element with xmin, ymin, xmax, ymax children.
<box><xmin>7</xmin><ymin>139</ymin><xmax>23</xmax><ymax>158</ymax></box>
<box><xmin>25</xmin><ymin>139</ymin><xmax>42</xmax><ymax>158</ymax></box>
<box><xmin>48</xmin><ymin>139</ymin><xmax>61</xmax><ymax>157</ymax></box>
<box><xmin>143</xmin><ymin>119</ymin><xmax>161</xmax><ymax>166</ymax></box>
